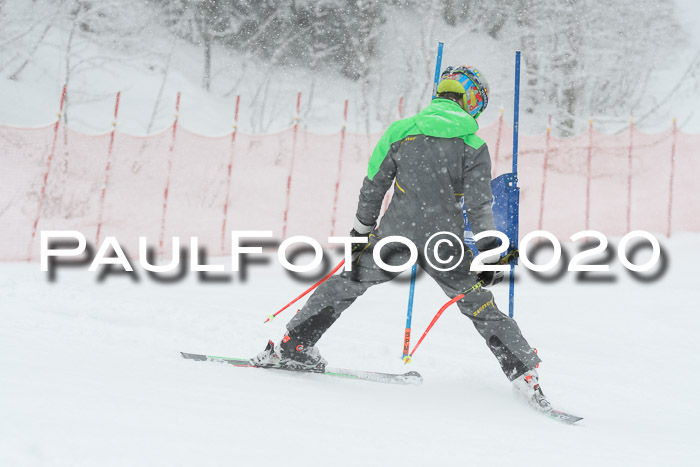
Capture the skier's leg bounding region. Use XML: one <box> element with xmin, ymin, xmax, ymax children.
<box><xmin>421</xmin><ymin>253</ymin><xmax>541</xmax><ymax>381</ymax></box>
<box><xmin>252</xmin><ymin>238</ymin><xmax>409</xmax><ymax>369</ymax></box>
<box><xmin>284</xmin><ymin>239</ymin><xmax>409</xmax><ymax>347</ymax></box>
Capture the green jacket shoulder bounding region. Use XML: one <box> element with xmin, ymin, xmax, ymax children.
<box><xmin>367</xmin><ymin>98</ymin><xmax>485</xmax><ymax>180</ymax></box>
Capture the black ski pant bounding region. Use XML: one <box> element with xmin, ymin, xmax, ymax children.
<box><xmin>286</xmin><ymin>238</ymin><xmax>541</xmax><ymax>381</ymax></box>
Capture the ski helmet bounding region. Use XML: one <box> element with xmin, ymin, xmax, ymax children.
<box><xmin>437</xmin><ymin>65</ymin><xmax>489</xmax><ymax>118</ymax></box>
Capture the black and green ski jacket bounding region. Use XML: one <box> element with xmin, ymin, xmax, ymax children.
<box><xmin>356</xmin><ymin>98</ymin><xmax>496</xmax><ymax>250</ymax></box>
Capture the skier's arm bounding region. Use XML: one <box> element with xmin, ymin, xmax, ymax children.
<box><xmin>463</xmin><ymin>144</ymin><xmax>497</xmax><ymax>252</ymax></box>
<box><xmin>354</xmin><ymin>129</ymin><xmax>399</xmax><ymax>229</ymax></box>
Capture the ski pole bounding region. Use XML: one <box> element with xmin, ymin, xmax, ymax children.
<box><xmin>406</xmin><ymin>249</ymin><xmax>519</xmax><ymax>360</ymax></box>
<box><xmin>406</xmin><ymin>281</ymin><xmax>482</xmax><ymax>361</ymax></box>
<box><xmin>402</xmin><ymin>41</ymin><xmax>444</xmax><ymax>361</ymax></box>
<box><xmin>509</xmin><ymin>50</ymin><xmax>522</xmax><ymax>318</ymax></box>
<box><xmin>265</xmin><ymin>259</ymin><xmax>345</xmax><ymax>323</ymax></box>
<box><xmin>402</xmin><ymin>265</ymin><xmax>417</xmax><ymax>363</ymax></box>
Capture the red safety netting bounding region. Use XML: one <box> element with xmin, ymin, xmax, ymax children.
<box><xmin>1</xmin><ymin>119</ymin><xmax>698</xmax><ymax>262</ymax></box>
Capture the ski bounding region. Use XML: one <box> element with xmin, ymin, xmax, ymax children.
<box><xmin>544</xmin><ymin>408</ymin><xmax>583</xmax><ymax>425</ymax></box>
<box><xmin>180</xmin><ymin>352</ymin><xmax>423</xmax><ymax>386</ymax></box>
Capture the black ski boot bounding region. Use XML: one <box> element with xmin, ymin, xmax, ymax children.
<box><xmin>250</xmin><ymin>336</ymin><xmax>327</xmax><ymax>372</ymax></box>
<box><xmin>278</xmin><ymin>333</ymin><xmax>327</xmax><ymax>372</ymax></box>
<box><xmin>252</xmin><ymin>306</ymin><xmax>334</xmax><ymax>371</ymax></box>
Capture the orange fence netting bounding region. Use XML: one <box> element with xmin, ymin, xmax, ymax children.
<box><xmin>1</xmin><ymin>119</ymin><xmax>698</xmax><ymax>261</ymax></box>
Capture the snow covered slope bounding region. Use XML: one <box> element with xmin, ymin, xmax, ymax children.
<box><xmin>1</xmin><ymin>235</ymin><xmax>698</xmax><ymax>466</ymax></box>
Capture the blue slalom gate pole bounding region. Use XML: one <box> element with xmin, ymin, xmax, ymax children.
<box><xmin>402</xmin><ymin>265</ymin><xmax>417</xmax><ymax>362</ymax></box>
<box><xmin>512</xmin><ymin>51</ymin><xmax>520</xmax><ymax>176</ymax></box>
<box><xmin>404</xmin><ymin>41</ymin><xmax>443</xmax><ymax>362</ymax></box>
<box><xmin>432</xmin><ymin>42</ymin><xmax>444</xmax><ymax>98</ymax></box>
<box><xmin>509</xmin><ymin>50</ymin><xmax>521</xmax><ymax>318</ymax></box>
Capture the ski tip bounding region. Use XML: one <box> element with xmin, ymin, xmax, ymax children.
<box><xmin>549</xmin><ymin>409</ymin><xmax>583</xmax><ymax>425</ymax></box>
<box><xmin>180</xmin><ymin>352</ymin><xmax>207</xmax><ymax>361</ymax></box>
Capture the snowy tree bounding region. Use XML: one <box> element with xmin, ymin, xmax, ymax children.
<box><xmin>155</xmin><ymin>0</ymin><xmax>385</xmax><ymax>84</ymax></box>
<box><xmin>439</xmin><ymin>0</ymin><xmax>686</xmax><ymax>135</ymax></box>
<box><xmin>153</xmin><ymin>0</ymin><xmax>231</xmax><ymax>90</ymax></box>
<box><xmin>0</xmin><ymin>0</ymin><xmax>693</xmax><ymax>134</ymax></box>
<box><xmin>513</xmin><ymin>0</ymin><xmax>685</xmax><ymax>135</ymax></box>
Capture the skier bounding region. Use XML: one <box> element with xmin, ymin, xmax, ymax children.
<box><xmin>253</xmin><ymin>65</ymin><xmax>550</xmax><ymax>411</ymax></box>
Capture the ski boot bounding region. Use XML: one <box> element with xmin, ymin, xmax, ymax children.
<box><xmin>512</xmin><ymin>369</ymin><xmax>552</xmax><ymax>412</ymax></box>
<box><xmin>251</xmin><ymin>335</ymin><xmax>327</xmax><ymax>372</ymax></box>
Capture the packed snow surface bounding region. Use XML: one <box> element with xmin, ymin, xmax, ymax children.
<box><xmin>1</xmin><ymin>235</ymin><xmax>698</xmax><ymax>466</ymax></box>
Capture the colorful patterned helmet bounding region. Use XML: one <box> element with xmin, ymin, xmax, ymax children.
<box><xmin>437</xmin><ymin>65</ymin><xmax>489</xmax><ymax>118</ymax></box>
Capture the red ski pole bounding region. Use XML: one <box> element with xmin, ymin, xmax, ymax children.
<box><xmin>407</xmin><ymin>249</ymin><xmax>519</xmax><ymax>360</ymax></box>
<box><xmin>265</xmin><ymin>258</ymin><xmax>345</xmax><ymax>323</ymax></box>
<box><xmin>407</xmin><ymin>281</ymin><xmax>482</xmax><ymax>360</ymax></box>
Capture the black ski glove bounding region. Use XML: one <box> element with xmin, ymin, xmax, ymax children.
<box><xmin>476</xmin><ymin>260</ymin><xmax>505</xmax><ymax>287</ymax></box>
<box><xmin>475</xmin><ymin>238</ymin><xmax>505</xmax><ymax>287</ymax></box>
<box><xmin>349</xmin><ymin>218</ymin><xmax>375</xmax><ymax>240</ymax></box>
<box><xmin>475</xmin><ymin>245</ymin><xmax>519</xmax><ymax>287</ymax></box>
<box><xmin>349</xmin><ymin>218</ymin><xmax>375</xmax><ymax>259</ymax></box>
